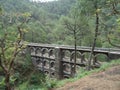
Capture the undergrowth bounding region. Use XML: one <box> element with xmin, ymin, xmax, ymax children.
<box><xmin>15</xmin><ymin>59</ymin><xmax>120</xmax><ymax>90</ymax></box>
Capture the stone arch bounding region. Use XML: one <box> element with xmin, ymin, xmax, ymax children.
<box><xmin>50</xmin><ymin>61</ymin><xmax>55</xmax><ymax>68</ymax></box>
<box><xmin>35</xmin><ymin>47</ymin><xmax>41</xmax><ymax>56</ymax></box>
<box><xmin>36</xmin><ymin>58</ymin><xmax>43</xmax><ymax>67</ymax></box>
<box><xmin>30</xmin><ymin>47</ymin><xmax>36</xmax><ymax>55</ymax></box>
<box><xmin>70</xmin><ymin>51</ymin><xmax>75</xmax><ymax>62</ymax></box>
<box><xmin>93</xmin><ymin>53</ymin><xmax>108</xmax><ymax>64</ymax></box>
<box><xmin>43</xmin><ymin>60</ymin><xmax>46</xmax><ymax>65</ymax></box>
<box><xmin>44</xmin><ymin>70</ymin><xmax>49</xmax><ymax>75</ymax></box>
<box><xmin>70</xmin><ymin>51</ymin><xmax>81</xmax><ymax>63</ymax></box>
<box><xmin>41</xmin><ymin>48</ymin><xmax>49</xmax><ymax>57</ymax></box>
<box><xmin>43</xmin><ymin>60</ymin><xmax>49</xmax><ymax>68</ymax></box>
<box><xmin>63</xmin><ymin>63</ymin><xmax>71</xmax><ymax>73</ymax></box>
<box><xmin>48</xmin><ymin>49</ymin><xmax>55</xmax><ymax>58</ymax></box>
<box><xmin>63</xmin><ymin>50</ymin><xmax>71</xmax><ymax>61</ymax></box>
<box><xmin>82</xmin><ymin>52</ymin><xmax>90</xmax><ymax>65</ymax></box>
<box><xmin>82</xmin><ymin>52</ymin><xmax>90</xmax><ymax>58</ymax></box>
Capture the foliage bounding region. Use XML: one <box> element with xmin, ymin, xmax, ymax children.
<box><xmin>0</xmin><ymin>0</ymin><xmax>120</xmax><ymax>89</ymax></box>
<box><xmin>44</xmin><ymin>77</ymin><xmax>57</xmax><ymax>89</ymax></box>
<box><xmin>0</xmin><ymin>6</ymin><xmax>31</xmax><ymax>89</ymax></box>
<box><xmin>0</xmin><ymin>0</ymin><xmax>119</xmax><ymax>47</ymax></box>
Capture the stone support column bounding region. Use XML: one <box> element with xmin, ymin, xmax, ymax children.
<box><xmin>55</xmin><ymin>47</ymin><xmax>63</xmax><ymax>79</ymax></box>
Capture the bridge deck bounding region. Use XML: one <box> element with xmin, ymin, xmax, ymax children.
<box><xmin>27</xmin><ymin>43</ymin><xmax>120</xmax><ymax>55</ymax></box>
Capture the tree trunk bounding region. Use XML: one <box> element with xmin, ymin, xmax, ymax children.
<box><xmin>32</xmin><ymin>31</ymin><xmax>34</xmax><ymax>42</ymax></box>
<box><xmin>5</xmin><ymin>73</ymin><xmax>11</xmax><ymax>90</ymax></box>
<box><xmin>87</xmin><ymin>6</ymin><xmax>99</xmax><ymax>70</ymax></box>
<box><xmin>73</xmin><ymin>30</ymin><xmax>77</xmax><ymax>77</ymax></box>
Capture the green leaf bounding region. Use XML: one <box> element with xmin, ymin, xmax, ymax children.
<box><xmin>0</xmin><ymin>77</ymin><xmax>5</xmax><ymax>86</ymax></box>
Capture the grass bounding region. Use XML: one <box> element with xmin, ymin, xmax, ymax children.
<box><xmin>15</xmin><ymin>59</ymin><xmax>120</xmax><ymax>90</ymax></box>
<box><xmin>53</xmin><ymin>59</ymin><xmax>120</xmax><ymax>88</ymax></box>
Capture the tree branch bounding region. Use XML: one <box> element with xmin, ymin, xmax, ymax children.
<box><xmin>111</xmin><ymin>1</ymin><xmax>120</xmax><ymax>15</ymax></box>
<box><xmin>0</xmin><ymin>55</ymin><xmax>8</xmax><ymax>73</ymax></box>
<box><xmin>8</xmin><ymin>19</ymin><xmax>26</xmax><ymax>71</ymax></box>
<box><xmin>108</xmin><ymin>37</ymin><xmax>120</xmax><ymax>48</ymax></box>
<box><xmin>63</xmin><ymin>19</ymin><xmax>74</xmax><ymax>32</ymax></box>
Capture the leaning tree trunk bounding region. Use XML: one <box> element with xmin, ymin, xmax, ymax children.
<box><xmin>87</xmin><ymin>5</ymin><xmax>99</xmax><ymax>70</ymax></box>
<box><xmin>0</xmin><ymin>56</ymin><xmax>11</xmax><ymax>90</ymax></box>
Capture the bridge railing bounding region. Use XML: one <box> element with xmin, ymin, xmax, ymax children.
<box><xmin>27</xmin><ymin>43</ymin><xmax>120</xmax><ymax>52</ymax></box>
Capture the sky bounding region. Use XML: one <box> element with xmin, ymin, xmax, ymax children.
<box><xmin>32</xmin><ymin>0</ymin><xmax>58</xmax><ymax>2</ymax></box>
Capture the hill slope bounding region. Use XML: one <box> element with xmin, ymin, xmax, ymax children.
<box><xmin>54</xmin><ymin>65</ymin><xmax>120</xmax><ymax>90</ymax></box>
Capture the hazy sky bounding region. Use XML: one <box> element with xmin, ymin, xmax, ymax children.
<box><xmin>32</xmin><ymin>0</ymin><xmax>58</xmax><ymax>2</ymax></box>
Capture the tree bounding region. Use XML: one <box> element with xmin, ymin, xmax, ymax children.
<box><xmin>87</xmin><ymin>1</ymin><xmax>100</xmax><ymax>70</ymax></box>
<box><xmin>106</xmin><ymin>0</ymin><xmax>120</xmax><ymax>48</ymax></box>
<box><xmin>60</xmin><ymin>6</ymin><xmax>89</xmax><ymax>75</ymax></box>
<box><xmin>62</xmin><ymin>16</ymin><xmax>79</xmax><ymax>76</ymax></box>
<box><xmin>75</xmin><ymin>0</ymin><xmax>110</xmax><ymax>70</ymax></box>
<box><xmin>0</xmin><ymin>9</ymin><xmax>30</xmax><ymax>90</ymax></box>
<box><xmin>75</xmin><ymin>0</ymin><xmax>120</xmax><ymax>70</ymax></box>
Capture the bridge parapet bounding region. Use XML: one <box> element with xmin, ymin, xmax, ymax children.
<box><xmin>26</xmin><ymin>43</ymin><xmax>120</xmax><ymax>79</ymax></box>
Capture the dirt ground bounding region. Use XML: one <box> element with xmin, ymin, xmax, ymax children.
<box><xmin>53</xmin><ymin>65</ymin><xmax>120</xmax><ymax>90</ymax></box>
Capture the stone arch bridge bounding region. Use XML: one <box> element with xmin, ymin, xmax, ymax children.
<box><xmin>24</xmin><ymin>43</ymin><xmax>120</xmax><ymax>79</ymax></box>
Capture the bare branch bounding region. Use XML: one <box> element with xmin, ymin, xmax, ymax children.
<box><xmin>63</xmin><ymin>19</ymin><xmax>74</xmax><ymax>31</ymax></box>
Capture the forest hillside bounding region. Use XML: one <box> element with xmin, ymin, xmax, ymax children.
<box><xmin>0</xmin><ymin>0</ymin><xmax>120</xmax><ymax>90</ymax></box>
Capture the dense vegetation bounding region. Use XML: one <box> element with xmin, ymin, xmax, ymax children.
<box><xmin>0</xmin><ymin>0</ymin><xmax>120</xmax><ymax>46</ymax></box>
<box><xmin>0</xmin><ymin>0</ymin><xmax>120</xmax><ymax>90</ymax></box>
